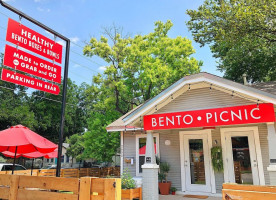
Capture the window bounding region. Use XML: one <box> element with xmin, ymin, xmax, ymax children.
<box><xmin>66</xmin><ymin>155</ymin><xmax>70</xmax><ymax>163</ymax></box>
<box><xmin>61</xmin><ymin>155</ymin><xmax>64</xmax><ymax>163</ymax></box>
<box><xmin>136</xmin><ymin>133</ymin><xmax>159</xmax><ymax>176</ymax></box>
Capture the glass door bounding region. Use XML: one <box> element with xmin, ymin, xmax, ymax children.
<box><xmin>183</xmin><ymin>134</ymin><xmax>211</xmax><ymax>192</ymax></box>
<box><xmin>225</xmin><ymin>131</ymin><xmax>260</xmax><ymax>185</ymax></box>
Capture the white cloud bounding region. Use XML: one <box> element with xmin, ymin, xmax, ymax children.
<box><xmin>98</xmin><ymin>66</ymin><xmax>106</xmax><ymax>71</ymax></box>
<box><xmin>37</xmin><ymin>7</ymin><xmax>44</xmax><ymax>12</ymax></box>
<box><xmin>37</xmin><ymin>7</ymin><xmax>50</xmax><ymax>12</ymax></box>
<box><xmin>70</xmin><ymin>37</ymin><xmax>80</xmax><ymax>44</ymax></box>
<box><xmin>73</xmin><ymin>64</ymin><xmax>80</xmax><ymax>68</ymax></box>
<box><xmin>57</xmin><ymin>40</ymin><xmax>66</xmax><ymax>47</ymax></box>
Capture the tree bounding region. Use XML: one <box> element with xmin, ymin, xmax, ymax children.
<box><xmin>82</xmin><ymin>21</ymin><xmax>202</xmax><ymax>162</ymax></box>
<box><xmin>29</xmin><ymin>79</ymin><xmax>87</xmax><ymax>143</ymax></box>
<box><xmin>186</xmin><ymin>0</ymin><xmax>276</xmax><ymax>82</ymax></box>
<box><xmin>65</xmin><ymin>134</ymin><xmax>84</xmax><ymax>166</ymax></box>
<box><xmin>0</xmin><ymin>54</ymin><xmax>36</xmax><ymax>130</ymax></box>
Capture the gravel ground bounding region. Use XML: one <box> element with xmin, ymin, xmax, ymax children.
<box><xmin>159</xmin><ymin>195</ymin><xmax>221</xmax><ymax>200</ymax></box>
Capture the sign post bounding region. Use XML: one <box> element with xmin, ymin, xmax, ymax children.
<box><xmin>0</xmin><ymin>0</ymin><xmax>70</xmax><ymax>177</ymax></box>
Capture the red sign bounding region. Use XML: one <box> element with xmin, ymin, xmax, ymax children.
<box><xmin>144</xmin><ymin>103</ymin><xmax>275</xmax><ymax>131</ymax></box>
<box><xmin>3</xmin><ymin>45</ymin><xmax>61</xmax><ymax>83</ymax></box>
<box><xmin>1</xmin><ymin>68</ymin><xmax>60</xmax><ymax>95</ymax></box>
<box><xmin>6</xmin><ymin>18</ymin><xmax>63</xmax><ymax>64</ymax></box>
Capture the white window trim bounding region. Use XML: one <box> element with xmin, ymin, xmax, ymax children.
<box><xmin>136</xmin><ymin>133</ymin><xmax>160</xmax><ymax>177</ymax></box>
<box><xmin>220</xmin><ymin>126</ymin><xmax>265</xmax><ymax>185</ymax></box>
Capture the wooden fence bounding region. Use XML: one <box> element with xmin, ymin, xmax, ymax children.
<box><xmin>222</xmin><ymin>183</ymin><xmax>276</xmax><ymax>200</ymax></box>
<box><xmin>0</xmin><ymin>167</ymin><xmax>120</xmax><ymax>178</ymax></box>
<box><xmin>0</xmin><ymin>174</ymin><xmax>121</xmax><ymax>200</ymax></box>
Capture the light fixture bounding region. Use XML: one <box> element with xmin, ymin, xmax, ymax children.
<box><xmin>165</xmin><ymin>140</ymin><xmax>171</xmax><ymax>146</ymax></box>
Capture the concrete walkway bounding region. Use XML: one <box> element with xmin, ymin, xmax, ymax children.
<box><xmin>159</xmin><ymin>195</ymin><xmax>221</xmax><ymax>200</ymax></box>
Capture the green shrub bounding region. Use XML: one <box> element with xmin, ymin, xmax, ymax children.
<box><xmin>121</xmin><ymin>170</ymin><xmax>136</xmax><ymax>189</ymax></box>
<box><xmin>159</xmin><ymin>162</ymin><xmax>170</xmax><ymax>182</ymax></box>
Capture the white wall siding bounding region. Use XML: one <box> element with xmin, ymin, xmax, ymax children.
<box><xmin>158</xmin><ymin>129</ymin><xmax>182</xmax><ymax>190</ymax></box>
<box><xmin>123</xmin><ymin>132</ymin><xmax>137</xmax><ymax>177</ymax></box>
<box><xmin>211</xmin><ymin>128</ymin><xmax>224</xmax><ymax>192</ymax></box>
<box><xmin>156</xmin><ymin>87</ymin><xmax>253</xmax><ymax>114</ymax></box>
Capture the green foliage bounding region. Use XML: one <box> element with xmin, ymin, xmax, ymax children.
<box><xmin>0</xmin><ymin>54</ymin><xmax>36</xmax><ymax>130</ymax></box>
<box><xmin>0</xmin><ymin>156</ymin><xmax>6</xmax><ymax>163</ymax></box>
<box><xmin>83</xmin><ymin>21</ymin><xmax>201</xmax><ymax>162</ymax></box>
<box><xmin>83</xmin><ymin>111</ymin><xmax>120</xmax><ymax>162</ymax></box>
<box><xmin>159</xmin><ymin>162</ymin><xmax>170</xmax><ymax>182</ymax></box>
<box><xmin>29</xmin><ymin>79</ymin><xmax>87</xmax><ymax>143</ymax></box>
<box><xmin>211</xmin><ymin>146</ymin><xmax>223</xmax><ymax>172</ymax></box>
<box><xmin>187</xmin><ymin>0</ymin><xmax>276</xmax><ymax>82</ymax></box>
<box><xmin>66</xmin><ymin>133</ymin><xmax>84</xmax><ymax>163</ymax></box>
<box><xmin>170</xmin><ymin>187</ymin><xmax>177</xmax><ymax>192</ymax></box>
<box><xmin>121</xmin><ymin>170</ymin><xmax>136</xmax><ymax>189</ymax></box>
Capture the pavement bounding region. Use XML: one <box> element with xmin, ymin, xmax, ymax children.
<box><xmin>159</xmin><ymin>195</ymin><xmax>221</xmax><ymax>200</ymax></box>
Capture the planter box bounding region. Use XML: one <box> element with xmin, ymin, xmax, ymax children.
<box><xmin>159</xmin><ymin>182</ymin><xmax>171</xmax><ymax>195</ymax></box>
<box><xmin>122</xmin><ymin>187</ymin><xmax>142</xmax><ymax>200</ymax></box>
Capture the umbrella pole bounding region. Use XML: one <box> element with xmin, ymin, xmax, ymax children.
<box><xmin>12</xmin><ymin>146</ymin><xmax>18</xmax><ymax>175</ymax></box>
<box><xmin>31</xmin><ymin>158</ymin><xmax>34</xmax><ymax>176</ymax></box>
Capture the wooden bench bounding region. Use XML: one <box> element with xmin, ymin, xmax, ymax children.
<box><xmin>222</xmin><ymin>183</ymin><xmax>276</xmax><ymax>200</ymax></box>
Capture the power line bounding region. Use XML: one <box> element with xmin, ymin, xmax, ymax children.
<box><xmin>70</xmin><ymin>49</ymin><xmax>104</xmax><ymax>67</ymax></box>
<box><xmin>70</xmin><ymin>59</ymin><xmax>100</xmax><ymax>74</ymax></box>
<box><xmin>0</xmin><ymin>83</ymin><xmax>85</xmax><ymax>109</ymax></box>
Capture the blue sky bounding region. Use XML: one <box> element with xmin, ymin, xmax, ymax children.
<box><xmin>0</xmin><ymin>0</ymin><xmax>222</xmax><ymax>86</ymax></box>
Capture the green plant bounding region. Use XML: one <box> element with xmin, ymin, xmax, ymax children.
<box><xmin>156</xmin><ymin>156</ymin><xmax>160</xmax><ymax>165</ymax></box>
<box><xmin>211</xmin><ymin>146</ymin><xmax>223</xmax><ymax>172</ymax></box>
<box><xmin>159</xmin><ymin>162</ymin><xmax>170</xmax><ymax>182</ymax></box>
<box><xmin>170</xmin><ymin>187</ymin><xmax>177</xmax><ymax>192</ymax></box>
<box><xmin>121</xmin><ymin>170</ymin><xmax>136</xmax><ymax>189</ymax></box>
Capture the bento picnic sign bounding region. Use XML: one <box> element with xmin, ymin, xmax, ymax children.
<box><xmin>144</xmin><ymin>103</ymin><xmax>275</xmax><ymax>131</ymax></box>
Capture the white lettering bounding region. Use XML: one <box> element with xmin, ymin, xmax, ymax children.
<box><xmin>159</xmin><ymin>117</ymin><xmax>164</xmax><ymax>127</ymax></box>
<box><xmin>244</xmin><ymin>109</ymin><xmax>248</xmax><ymax>120</ymax></box>
<box><xmin>206</xmin><ymin>113</ymin><xmax>212</xmax><ymax>123</ymax></box>
<box><xmin>183</xmin><ymin>115</ymin><xmax>193</xmax><ymax>124</ymax></box>
<box><xmin>152</xmin><ymin>118</ymin><xmax>157</xmax><ymax>127</ymax></box>
<box><xmin>251</xmin><ymin>108</ymin><xmax>261</xmax><ymax>119</ymax></box>
<box><xmin>166</xmin><ymin>116</ymin><xmax>174</xmax><ymax>126</ymax></box>
<box><xmin>220</xmin><ymin>111</ymin><xmax>229</xmax><ymax>122</ymax></box>
<box><xmin>231</xmin><ymin>110</ymin><xmax>242</xmax><ymax>121</ymax></box>
<box><xmin>176</xmin><ymin>115</ymin><xmax>181</xmax><ymax>125</ymax></box>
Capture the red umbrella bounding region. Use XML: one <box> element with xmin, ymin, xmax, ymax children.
<box><xmin>0</xmin><ymin>125</ymin><xmax>57</xmax><ymax>154</ymax></box>
<box><xmin>44</xmin><ymin>151</ymin><xmax>58</xmax><ymax>159</ymax></box>
<box><xmin>1</xmin><ymin>151</ymin><xmax>21</xmax><ymax>158</ymax></box>
<box><xmin>0</xmin><ymin>125</ymin><xmax>57</xmax><ymax>174</ymax></box>
<box><xmin>139</xmin><ymin>144</ymin><xmax>157</xmax><ymax>155</ymax></box>
<box><xmin>1</xmin><ymin>151</ymin><xmax>57</xmax><ymax>159</ymax></box>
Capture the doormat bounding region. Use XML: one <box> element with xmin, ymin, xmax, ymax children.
<box><xmin>183</xmin><ymin>195</ymin><xmax>209</xmax><ymax>199</ymax></box>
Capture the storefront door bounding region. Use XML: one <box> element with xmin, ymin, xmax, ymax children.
<box><xmin>221</xmin><ymin>127</ymin><xmax>265</xmax><ymax>185</ymax></box>
<box><xmin>181</xmin><ymin>132</ymin><xmax>212</xmax><ymax>193</ymax></box>
<box><xmin>224</xmin><ymin>131</ymin><xmax>259</xmax><ymax>184</ymax></box>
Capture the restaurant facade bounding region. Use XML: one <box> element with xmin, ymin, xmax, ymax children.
<box><xmin>107</xmin><ymin>72</ymin><xmax>276</xmax><ymax>196</ymax></box>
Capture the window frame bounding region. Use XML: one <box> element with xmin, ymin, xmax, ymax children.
<box><xmin>135</xmin><ymin>133</ymin><xmax>159</xmax><ymax>176</ymax></box>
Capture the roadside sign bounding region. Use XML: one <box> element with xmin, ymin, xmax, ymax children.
<box><xmin>1</xmin><ymin>68</ymin><xmax>60</xmax><ymax>95</ymax></box>
<box><xmin>3</xmin><ymin>45</ymin><xmax>61</xmax><ymax>83</ymax></box>
<box><xmin>6</xmin><ymin>18</ymin><xmax>63</xmax><ymax>64</ymax></box>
